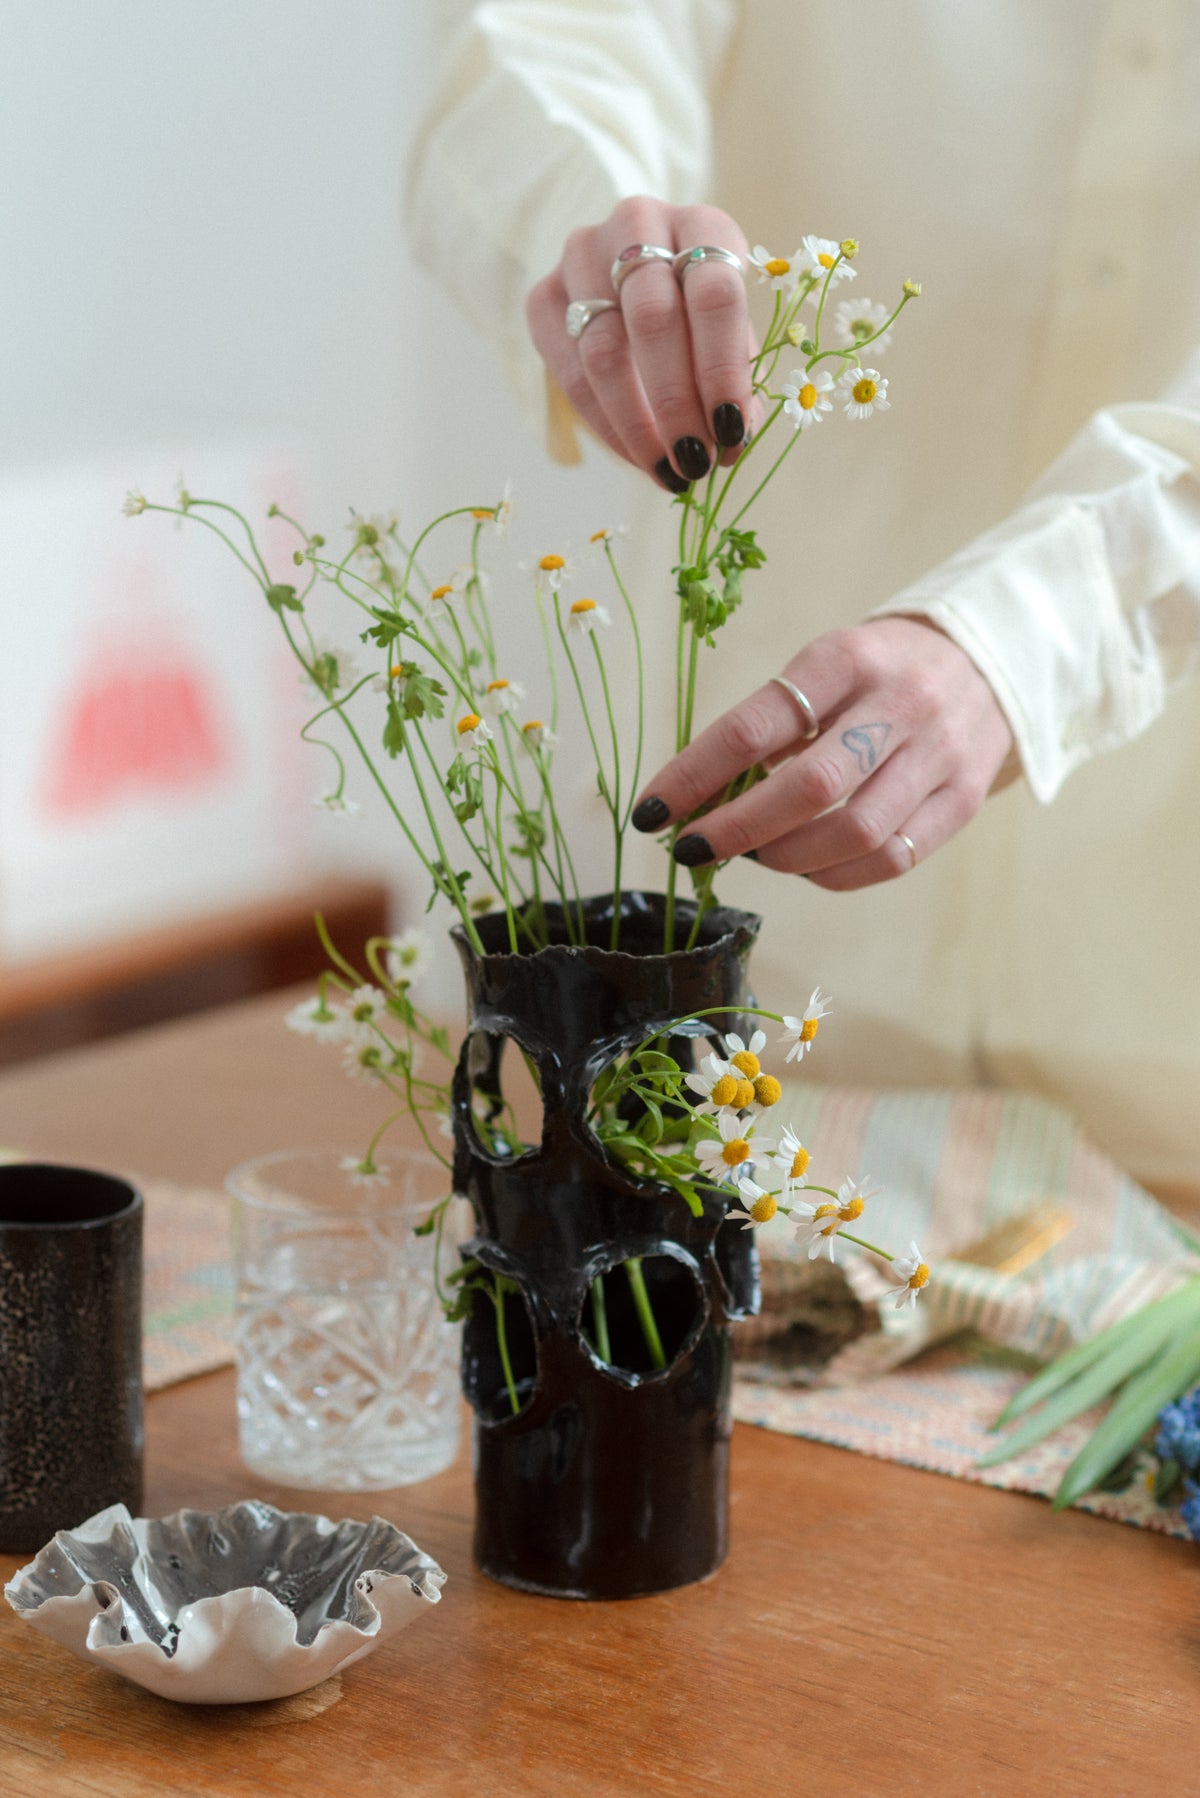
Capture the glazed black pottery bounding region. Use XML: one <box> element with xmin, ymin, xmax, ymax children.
<box><xmin>452</xmin><ymin>892</ymin><xmax>761</xmax><ymax>1599</ymax></box>
<box><xmin>0</xmin><ymin>1164</ymin><xmax>143</xmax><ymax>1553</ymax></box>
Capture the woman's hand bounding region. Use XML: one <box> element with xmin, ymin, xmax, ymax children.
<box><xmin>631</xmin><ymin>618</ymin><xmax>1016</xmax><ymax>888</ymax></box>
<box><xmin>526</xmin><ymin>195</ymin><xmax>761</xmax><ymax>490</ymax></box>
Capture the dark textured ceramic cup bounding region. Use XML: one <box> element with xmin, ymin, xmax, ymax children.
<box><xmin>0</xmin><ymin>1164</ymin><xmax>143</xmax><ymax>1553</ymax></box>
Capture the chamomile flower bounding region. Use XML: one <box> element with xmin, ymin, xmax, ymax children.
<box><xmin>833</xmin><ymin>1173</ymin><xmax>880</xmax><ymax>1222</ymax></box>
<box><xmin>122</xmin><ymin>489</ymin><xmax>148</xmax><ymax>516</ymax></box>
<box><xmin>694</xmin><ymin>1112</ymin><xmax>774</xmax><ymax>1185</ymax></box>
<box><xmin>314</xmin><ymin>791</ymin><xmax>360</xmax><ymax>816</ymax></box>
<box><xmin>792</xmin><ymin>1195</ymin><xmax>844</xmax><ymax>1261</ymax></box>
<box><xmin>884</xmin><ymin>1240</ymin><xmax>931</xmax><ymax>1309</ymax></box>
<box><xmin>522</xmin><ymin>551</ymin><xmax>574</xmax><ymax>591</ymax></box>
<box><xmin>341</xmin><ymin>1041</ymin><xmax>387</xmax><ymax>1083</ymax></box>
<box><xmin>839</xmin><ymin>367</ymin><xmax>890</xmax><ymax>421</ymax></box>
<box><xmin>721</xmin><ymin>1029</ymin><xmax>767</xmax><ymax>1079</ymax></box>
<box><xmin>480</xmin><ymin>677</ymin><xmax>526</xmax><ymax>717</ymax></box>
<box><xmin>800</xmin><ymin>235</ymin><xmax>856</xmax><ymax>285</ymax></box>
<box><xmin>725</xmin><ymin>1177</ymin><xmax>780</xmax><ymax>1231</ymax></box>
<box><xmin>685</xmin><ymin>1052</ymin><xmax>742</xmax><ymax>1116</ymax></box>
<box><xmin>285</xmin><ymin>995</ymin><xmax>345</xmax><ymax>1042</ymax></box>
<box><xmin>472</xmin><ymin>478</ymin><xmax>514</xmax><ymax>535</ymax></box>
<box><xmin>568</xmin><ymin>597</ymin><xmax>611</xmax><ymax>636</ymax></box>
<box><xmin>344</xmin><ymin>984</ymin><xmax>388</xmax><ymax>1044</ymax></box>
<box><xmin>589</xmin><ymin>525</ymin><xmax>630</xmax><ymax>553</ymax></box>
<box><xmin>520</xmin><ymin>719</ymin><xmax>556</xmax><ymax>750</ymax></box>
<box><xmin>833</xmin><ymin>297</ymin><xmax>893</xmax><ymax>354</ymax></box>
<box><xmin>348</xmin><ymin>509</ymin><xmax>399</xmax><ymax>555</ymax></box>
<box><xmin>747</xmin><ymin>245</ymin><xmax>802</xmax><ymax>292</ymax></box>
<box><xmin>305</xmin><ymin>638</ymin><xmax>360</xmax><ymax>696</ymax></box>
<box><xmin>781</xmin><ymin>367</ymin><xmax>834</xmax><ymax>432</ymax></box>
<box><xmin>750</xmin><ymin>1075</ymin><xmax>783</xmax><ymax>1112</ymax></box>
<box><xmin>772</xmin><ymin>1126</ymin><xmax>812</xmax><ymax>1192</ymax></box>
<box><xmin>386</xmin><ymin>927</ymin><xmax>432</xmax><ymax>986</ymax></box>
<box><xmin>340</xmin><ymin>1155</ymin><xmax>390</xmax><ymax>1189</ymax></box>
<box><xmin>779</xmin><ymin>989</ymin><xmax>832</xmax><ymax>1061</ymax></box>
<box><xmin>428</xmin><ymin>568</ymin><xmax>470</xmax><ymax>606</ymax></box>
<box><xmin>455</xmin><ymin>712</ymin><xmax>493</xmax><ymax>751</ymax></box>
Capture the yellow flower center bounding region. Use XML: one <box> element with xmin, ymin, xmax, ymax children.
<box><xmin>750</xmin><ymin>1193</ymin><xmax>777</xmax><ymax>1224</ymax></box>
<box><xmin>838</xmin><ymin>1196</ymin><xmax>865</xmax><ymax>1221</ymax></box>
<box><xmin>903</xmin><ymin>279</ymin><xmax>922</xmax><ymax>298</ymax></box>
<box><xmin>539</xmin><ymin>554</ymin><xmax>565</xmax><ymax>571</ymax></box>
<box><xmin>800</xmin><ymin>1017</ymin><xmax>820</xmax><ymax>1042</ymax></box>
<box><xmin>813</xmin><ymin>1201</ymin><xmax>839</xmax><ymax>1236</ymax></box>
<box><xmin>390</xmin><ymin>663</ymin><xmax>405</xmax><ymax>679</ymax></box>
<box><xmin>850</xmin><ymin>318</ymin><xmax>872</xmax><ymax>341</ymax></box>
<box><xmin>486</xmin><ymin>678</ymin><xmax>509</xmax><ymax>692</ymax></box>
<box><xmin>522</xmin><ymin>719</ymin><xmax>544</xmax><ymax>734</ymax></box>
<box><xmin>457</xmin><ymin>713</ymin><xmax>482</xmax><ymax>735</ymax></box>
<box><xmin>818</xmin><ymin>251</ymin><xmax>835</xmax><ymax>268</ymax></box>
<box><xmin>730</xmin><ymin>1049</ymin><xmax>760</xmax><ymax>1078</ymax></box>
<box><xmin>765</xmin><ymin>257</ymin><xmax>791</xmax><ymax>278</ymax></box>
<box><xmin>721</xmin><ymin>1138</ymin><xmax>751</xmax><ymax>1168</ymax></box>
<box><xmin>790</xmin><ymin>1146</ymin><xmax>811</xmax><ymax>1178</ymax></box>
<box><xmin>430</xmin><ymin>584</ymin><xmax>452</xmax><ymax>600</ymax></box>
<box><xmin>589</xmin><ymin>529</ymin><xmax>609</xmax><ymax>542</ymax></box>
<box><xmin>471</xmin><ymin>508</ymin><xmax>495</xmax><ymax>520</ymax></box>
<box><xmin>908</xmin><ymin>1263</ymin><xmax>931</xmax><ymax>1291</ymax></box>
<box><xmin>753</xmin><ymin>1074</ymin><xmax>781</xmax><ymax>1107</ymax></box>
<box><xmin>852</xmin><ymin>377</ymin><xmax>878</xmax><ymax>405</ymax></box>
<box><xmin>709</xmin><ymin>1074</ymin><xmax>740</xmax><ymax>1108</ymax></box>
<box><xmin>798</xmin><ymin>383</ymin><xmax>818</xmax><ymax>410</ymax></box>
<box><xmin>570</xmin><ymin>598</ymin><xmax>597</xmax><ymax>614</ymax></box>
<box><xmin>733</xmin><ymin>1079</ymin><xmax>756</xmax><ymax>1109</ymax></box>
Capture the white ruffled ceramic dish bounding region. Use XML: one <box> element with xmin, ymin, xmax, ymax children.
<box><xmin>4</xmin><ymin>1499</ymin><xmax>445</xmax><ymax>1704</ymax></box>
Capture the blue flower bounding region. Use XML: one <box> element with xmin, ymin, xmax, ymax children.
<box><xmin>1181</xmin><ymin>1480</ymin><xmax>1200</xmax><ymax>1543</ymax></box>
<box><xmin>1154</xmin><ymin>1387</ymin><xmax>1200</xmax><ymax>1471</ymax></box>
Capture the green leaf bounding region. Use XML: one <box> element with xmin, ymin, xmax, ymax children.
<box><xmin>1053</xmin><ymin>1329</ymin><xmax>1200</xmax><ymax>1509</ymax></box>
<box><xmin>383</xmin><ymin>698</ymin><xmax>406</xmax><ymax>758</ymax></box>
<box><xmin>266</xmin><ymin>583</ymin><xmax>303</xmax><ymax>613</ymax></box>
<box><xmin>1154</xmin><ymin>1457</ymin><xmax>1182</xmax><ymax>1502</ymax></box>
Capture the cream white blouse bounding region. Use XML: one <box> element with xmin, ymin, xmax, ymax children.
<box><xmin>408</xmin><ymin>0</ymin><xmax>1200</xmax><ymax>1183</ymax></box>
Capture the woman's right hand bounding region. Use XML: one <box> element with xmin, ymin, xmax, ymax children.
<box><xmin>525</xmin><ymin>195</ymin><xmax>762</xmax><ymax>490</ymax></box>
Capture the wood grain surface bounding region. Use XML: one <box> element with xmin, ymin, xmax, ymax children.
<box><xmin>0</xmin><ymin>995</ymin><xmax>1197</xmax><ymax>1796</ymax></box>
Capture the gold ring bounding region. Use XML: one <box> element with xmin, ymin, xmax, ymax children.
<box><xmin>897</xmin><ymin>832</ymin><xmax>918</xmax><ymax>871</ymax></box>
<box><xmin>770</xmin><ymin>675</ymin><xmax>820</xmax><ymax>741</ymax></box>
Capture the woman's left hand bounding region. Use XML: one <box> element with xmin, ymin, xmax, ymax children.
<box><xmin>631</xmin><ymin>616</ymin><xmax>1015</xmax><ymax>889</ymax></box>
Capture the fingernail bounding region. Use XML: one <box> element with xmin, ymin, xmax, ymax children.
<box><xmin>673</xmin><ymin>437</ymin><xmax>711</xmax><ymax>481</ymax></box>
<box><xmin>672</xmin><ymin>833</ymin><xmax>714</xmax><ymax>867</ymax></box>
<box><xmin>632</xmin><ymin>795</ymin><xmax>670</xmax><ymax>832</ymax></box>
<box><xmin>654</xmin><ymin>456</ymin><xmax>691</xmax><ymax>495</ymax></box>
<box><xmin>713</xmin><ymin>404</ymin><xmax>745</xmax><ymax>448</ymax></box>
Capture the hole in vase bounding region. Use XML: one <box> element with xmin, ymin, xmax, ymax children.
<box><xmin>462</xmin><ymin>1270</ymin><xmax>538</xmax><ymax>1422</ymax></box>
<box><xmin>464</xmin><ymin>1030</ymin><xmax>544</xmax><ymax>1163</ymax></box>
<box><xmin>577</xmin><ymin>1252</ymin><xmax>704</xmax><ymax>1381</ymax></box>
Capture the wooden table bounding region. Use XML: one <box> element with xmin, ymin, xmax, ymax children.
<box><xmin>0</xmin><ymin>995</ymin><xmax>1197</xmax><ymax>1797</ymax></box>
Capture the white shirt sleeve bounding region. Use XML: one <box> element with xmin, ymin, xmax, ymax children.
<box><xmin>870</xmin><ymin>350</ymin><xmax>1200</xmax><ymax>801</ymax></box>
<box><xmin>405</xmin><ymin>0</ymin><xmax>735</xmax><ymax>435</ymax></box>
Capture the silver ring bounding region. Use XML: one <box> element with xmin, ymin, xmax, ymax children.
<box><xmin>896</xmin><ymin>832</ymin><xmax>918</xmax><ymax>871</ymax></box>
<box><xmin>673</xmin><ymin>245</ymin><xmax>746</xmax><ymax>282</ymax></box>
<box><xmin>771</xmin><ymin>675</ymin><xmax>820</xmax><ymax>741</ymax></box>
<box><xmin>565</xmin><ymin>298</ymin><xmax>619</xmax><ymax>339</ymax></box>
<box><xmin>611</xmin><ymin>243</ymin><xmax>675</xmax><ymax>294</ymax></box>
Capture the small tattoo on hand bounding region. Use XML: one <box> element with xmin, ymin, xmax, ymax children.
<box><xmin>842</xmin><ymin>722</ymin><xmax>891</xmax><ymax>773</ymax></box>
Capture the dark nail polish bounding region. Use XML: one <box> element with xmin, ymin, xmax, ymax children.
<box><xmin>632</xmin><ymin>795</ymin><xmax>670</xmax><ymax>832</ymax></box>
<box><xmin>713</xmin><ymin>403</ymin><xmax>745</xmax><ymax>448</ymax></box>
<box><xmin>654</xmin><ymin>456</ymin><xmax>691</xmax><ymax>495</ymax></box>
<box><xmin>741</xmin><ymin>848</ymin><xmax>759</xmax><ymax>862</ymax></box>
<box><xmin>673</xmin><ymin>437</ymin><xmax>711</xmax><ymax>481</ymax></box>
<box><xmin>672</xmin><ymin>833</ymin><xmax>714</xmax><ymax>867</ymax></box>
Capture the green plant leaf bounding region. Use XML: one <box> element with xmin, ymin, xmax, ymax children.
<box><xmin>1053</xmin><ymin>1329</ymin><xmax>1200</xmax><ymax>1509</ymax></box>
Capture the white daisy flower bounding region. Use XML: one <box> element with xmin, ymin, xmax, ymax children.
<box><xmin>348</xmin><ymin>509</ymin><xmax>399</xmax><ymax>556</ymax></box>
<box><xmin>792</xmin><ymin>1194</ymin><xmax>845</xmax><ymax>1261</ymax></box>
<box><xmin>285</xmin><ymin>996</ymin><xmax>345</xmax><ymax>1042</ymax></box>
<box><xmin>779</xmin><ymin>988</ymin><xmax>832</xmax><ymax>1062</ymax></box>
<box><xmin>833</xmin><ymin>296</ymin><xmax>893</xmax><ymax>354</ymax></box>
<box><xmin>721</xmin><ymin>1029</ymin><xmax>767</xmax><ymax>1079</ymax></box>
<box><xmin>684</xmin><ymin>1052</ymin><xmax>743</xmax><ymax>1116</ymax></box>
<box><xmin>427</xmin><ymin>567</ymin><xmax>470</xmax><ymax>607</ymax></box>
<box><xmin>305</xmin><ymin>638</ymin><xmax>361</xmax><ymax>695</ymax></box>
<box><xmin>747</xmin><ymin>245</ymin><xmax>802</xmax><ymax>291</ymax></box>
<box><xmin>772</xmin><ymin>1125</ymin><xmax>812</xmax><ymax>1193</ymax></box>
<box><xmin>340</xmin><ymin>1155</ymin><xmax>391</xmax><ymax>1189</ymax></box>
<box><xmin>480</xmin><ymin>677</ymin><xmax>526</xmax><ymax>717</ymax></box>
<box><xmin>725</xmin><ymin>1177</ymin><xmax>780</xmax><ymax>1231</ymax></box>
<box><xmin>122</xmin><ymin>489</ymin><xmax>148</xmax><ymax>517</ymax></box>
<box><xmin>694</xmin><ymin>1112</ymin><xmax>774</xmax><ymax>1186</ymax></box>
<box><xmin>386</xmin><ymin>927</ymin><xmax>432</xmax><ymax>986</ymax></box>
<box><xmin>885</xmin><ymin>1240</ymin><xmax>931</xmax><ymax>1309</ymax></box>
<box><xmin>472</xmin><ymin>478</ymin><xmax>514</xmax><ymax>535</ymax></box>
<box><xmin>314</xmin><ymin>791</ymin><xmax>360</xmax><ymax>816</ymax></box>
<box><xmin>455</xmin><ymin>712</ymin><xmax>493</xmax><ymax>752</ymax></box>
<box><xmin>567</xmin><ymin>597</ymin><xmax>611</xmax><ymax>636</ymax></box>
<box><xmin>799</xmin><ymin>235</ymin><xmax>857</xmax><ymax>285</ymax></box>
<box><xmin>341</xmin><ymin>1041</ymin><xmax>387</xmax><ymax>1083</ymax></box>
<box><xmin>588</xmin><ymin>525</ymin><xmax>629</xmax><ymax>555</ymax></box>
<box><xmin>520</xmin><ymin>720</ymin><xmax>556</xmax><ymax>751</ymax></box>
<box><xmin>781</xmin><ymin>367</ymin><xmax>835</xmax><ymax>432</ymax></box>
<box><xmin>839</xmin><ymin>366</ymin><xmax>890</xmax><ymax>421</ymax></box>
<box><xmin>344</xmin><ymin>983</ymin><xmax>388</xmax><ymax>1045</ymax></box>
<box><xmin>520</xmin><ymin>551</ymin><xmax>574</xmax><ymax>592</ymax></box>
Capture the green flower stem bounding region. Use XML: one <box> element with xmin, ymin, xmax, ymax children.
<box><xmin>487</xmin><ymin>747</ymin><xmax>521</xmax><ymax>953</ymax></box>
<box><xmin>835</xmin><ymin>1227</ymin><xmax>903</xmax><ymax>1261</ymax></box>
<box><xmin>590</xmin><ymin>1275</ymin><xmax>612</xmax><ymax>1363</ymax></box>
<box><xmin>408</xmin><ymin>720</ymin><xmax>532</xmax><ymax>940</ymax></box>
<box><xmin>398</xmin><ymin>505</ymin><xmax>496</xmax><ymax>605</ymax></box>
<box><xmin>533</xmin><ymin>584</ymin><xmax>561</xmax><ymax>734</ymax></box>
<box><xmin>624</xmin><ymin>1258</ymin><xmax>667</xmax><ymax>1370</ymax></box>
<box><xmin>186</xmin><ymin>499</ymin><xmax>273</xmax><ymax>584</ymax></box>
<box><xmin>361</xmin><ymin>1103</ymin><xmax>451</xmax><ymax>1176</ymax></box>
<box><xmin>722</xmin><ymin>406</ymin><xmax>803</xmax><ymax>534</ymax></box>
<box><xmin>586</xmin><ymin>634</ymin><xmax>627</xmax><ymax>947</ymax></box>
<box><xmin>142</xmin><ymin>502</ymin><xmax>267</xmax><ymax>592</ymax></box>
<box><xmin>528</xmin><ymin>747</ymin><xmax>584</xmax><ymax>944</ymax></box>
<box><xmin>491</xmin><ymin>1274</ymin><xmax>521</xmax><ymax>1415</ymax></box>
<box><xmin>604</xmin><ymin>546</ymin><xmax>646</xmax><ymax>832</ymax></box>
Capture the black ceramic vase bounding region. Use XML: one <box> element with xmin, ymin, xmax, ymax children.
<box><xmin>451</xmin><ymin>891</ymin><xmax>762</xmax><ymax>1600</ymax></box>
